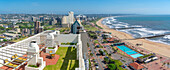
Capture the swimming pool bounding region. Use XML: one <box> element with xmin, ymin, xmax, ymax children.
<box><xmin>117</xmin><ymin>45</ymin><xmax>143</xmax><ymax>58</ymax></box>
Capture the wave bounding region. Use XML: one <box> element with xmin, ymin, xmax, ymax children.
<box><xmin>163</xmin><ymin>35</ymin><xmax>170</xmax><ymax>39</ymax></box>
<box><xmin>102</xmin><ymin>17</ymin><xmax>170</xmax><ymax>45</ymax></box>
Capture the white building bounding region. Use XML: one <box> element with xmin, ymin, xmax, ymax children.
<box><xmin>0</xmin><ymin>30</ymin><xmax>85</xmax><ymax>70</ymax></box>
<box><xmin>62</xmin><ymin>11</ymin><xmax>75</xmax><ymax>28</ymax></box>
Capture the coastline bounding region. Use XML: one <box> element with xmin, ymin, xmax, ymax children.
<box><xmin>97</xmin><ymin>17</ymin><xmax>170</xmax><ymax>58</ymax></box>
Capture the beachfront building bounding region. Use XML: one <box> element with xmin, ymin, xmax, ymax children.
<box><xmin>0</xmin><ymin>30</ymin><xmax>85</xmax><ymax>70</ymax></box>
<box><xmin>129</xmin><ymin>62</ymin><xmax>147</xmax><ymax>70</ymax></box>
<box><xmin>71</xmin><ymin>20</ymin><xmax>83</xmax><ymax>34</ymax></box>
<box><xmin>137</xmin><ymin>54</ymin><xmax>158</xmax><ymax>63</ymax></box>
<box><xmin>102</xmin><ymin>33</ymin><xmax>112</xmax><ymax>39</ymax></box>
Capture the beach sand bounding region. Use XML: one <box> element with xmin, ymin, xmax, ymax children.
<box><xmin>97</xmin><ymin>17</ymin><xmax>170</xmax><ymax>58</ymax></box>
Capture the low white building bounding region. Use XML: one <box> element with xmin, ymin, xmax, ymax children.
<box><xmin>3</xmin><ymin>33</ymin><xmax>20</xmax><ymax>39</ymax></box>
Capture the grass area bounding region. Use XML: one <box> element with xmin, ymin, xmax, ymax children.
<box><xmin>59</xmin><ymin>28</ymin><xmax>70</xmax><ymax>33</ymax></box>
<box><xmin>44</xmin><ymin>47</ymin><xmax>79</xmax><ymax>70</ymax></box>
<box><xmin>48</xmin><ymin>47</ymin><xmax>55</xmax><ymax>49</ymax></box>
<box><xmin>83</xmin><ymin>25</ymin><xmax>99</xmax><ymax>31</ymax></box>
<box><xmin>108</xmin><ymin>59</ymin><xmax>125</xmax><ymax>70</ymax></box>
<box><xmin>28</xmin><ymin>65</ymin><xmax>39</xmax><ymax>68</ymax></box>
<box><xmin>139</xmin><ymin>53</ymin><xmax>153</xmax><ymax>58</ymax></box>
<box><xmin>90</xmin><ymin>18</ymin><xmax>103</xmax><ymax>29</ymax></box>
<box><xmin>11</xmin><ymin>36</ymin><xmax>28</xmax><ymax>42</ymax></box>
<box><xmin>94</xmin><ymin>40</ymin><xmax>99</xmax><ymax>44</ymax></box>
<box><xmin>61</xmin><ymin>43</ymin><xmax>77</xmax><ymax>45</ymax></box>
<box><xmin>16</xmin><ymin>23</ymin><xmax>34</xmax><ymax>29</ymax></box>
<box><xmin>47</xmin><ymin>27</ymin><xmax>56</xmax><ymax>30</ymax></box>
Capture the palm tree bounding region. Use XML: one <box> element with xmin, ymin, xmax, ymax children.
<box><xmin>90</xmin><ymin>53</ymin><xmax>93</xmax><ymax>57</ymax></box>
<box><xmin>160</xmin><ymin>57</ymin><xmax>163</xmax><ymax>59</ymax></box>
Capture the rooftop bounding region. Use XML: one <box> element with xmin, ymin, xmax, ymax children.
<box><xmin>129</xmin><ymin>62</ymin><xmax>144</xmax><ymax>70</ymax></box>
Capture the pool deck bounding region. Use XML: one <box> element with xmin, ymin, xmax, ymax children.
<box><xmin>116</xmin><ymin>45</ymin><xmax>143</xmax><ymax>59</ymax></box>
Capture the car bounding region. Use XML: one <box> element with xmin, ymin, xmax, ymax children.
<box><xmin>103</xmin><ymin>52</ymin><xmax>106</xmax><ymax>56</ymax></box>
<box><xmin>104</xmin><ymin>56</ymin><xmax>109</xmax><ymax>59</ymax></box>
<box><xmin>95</xmin><ymin>64</ymin><xmax>99</xmax><ymax>69</ymax></box>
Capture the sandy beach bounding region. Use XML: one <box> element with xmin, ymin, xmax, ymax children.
<box><xmin>97</xmin><ymin>17</ymin><xmax>170</xmax><ymax>58</ymax></box>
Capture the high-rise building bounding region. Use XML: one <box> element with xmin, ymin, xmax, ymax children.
<box><xmin>62</xmin><ymin>16</ymin><xmax>69</xmax><ymax>27</ymax></box>
<box><xmin>71</xmin><ymin>20</ymin><xmax>83</xmax><ymax>34</ymax></box>
<box><xmin>31</xmin><ymin>16</ymin><xmax>36</xmax><ymax>22</ymax></box>
<box><xmin>34</xmin><ymin>21</ymin><xmax>41</xmax><ymax>34</ymax></box>
<box><xmin>39</xmin><ymin>16</ymin><xmax>44</xmax><ymax>22</ymax></box>
<box><xmin>49</xmin><ymin>17</ymin><xmax>57</xmax><ymax>25</ymax></box>
<box><xmin>68</xmin><ymin>11</ymin><xmax>74</xmax><ymax>25</ymax></box>
<box><xmin>56</xmin><ymin>17</ymin><xmax>62</xmax><ymax>23</ymax></box>
<box><xmin>29</xmin><ymin>28</ymin><xmax>32</xmax><ymax>35</ymax></box>
<box><xmin>62</xmin><ymin>11</ymin><xmax>75</xmax><ymax>28</ymax></box>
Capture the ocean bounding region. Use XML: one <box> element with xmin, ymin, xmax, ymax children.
<box><xmin>102</xmin><ymin>15</ymin><xmax>170</xmax><ymax>45</ymax></box>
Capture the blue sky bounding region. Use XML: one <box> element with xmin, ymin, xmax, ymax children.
<box><xmin>0</xmin><ymin>0</ymin><xmax>170</xmax><ymax>14</ymax></box>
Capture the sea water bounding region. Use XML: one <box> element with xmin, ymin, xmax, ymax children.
<box><xmin>102</xmin><ymin>15</ymin><xmax>170</xmax><ymax>45</ymax></box>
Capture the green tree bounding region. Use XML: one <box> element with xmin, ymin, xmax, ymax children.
<box><xmin>3</xmin><ymin>39</ymin><xmax>7</xmax><ymax>42</ymax></box>
<box><xmin>6</xmin><ymin>27</ymin><xmax>12</xmax><ymax>30</ymax></box>
<box><xmin>90</xmin><ymin>53</ymin><xmax>93</xmax><ymax>57</ymax></box>
<box><xmin>108</xmin><ymin>64</ymin><xmax>116</xmax><ymax>70</ymax></box>
<box><xmin>104</xmin><ymin>57</ymin><xmax>109</xmax><ymax>63</ymax></box>
<box><xmin>0</xmin><ymin>26</ymin><xmax>5</xmax><ymax>30</ymax></box>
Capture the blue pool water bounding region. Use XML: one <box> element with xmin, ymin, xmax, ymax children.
<box><xmin>117</xmin><ymin>45</ymin><xmax>143</xmax><ymax>58</ymax></box>
<box><xmin>131</xmin><ymin>54</ymin><xmax>143</xmax><ymax>58</ymax></box>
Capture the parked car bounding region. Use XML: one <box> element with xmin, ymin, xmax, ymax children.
<box><xmin>95</xmin><ymin>64</ymin><xmax>99</xmax><ymax>69</ymax></box>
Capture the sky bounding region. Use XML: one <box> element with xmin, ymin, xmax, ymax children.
<box><xmin>0</xmin><ymin>0</ymin><xmax>170</xmax><ymax>14</ymax></box>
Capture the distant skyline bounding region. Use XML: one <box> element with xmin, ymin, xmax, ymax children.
<box><xmin>0</xmin><ymin>0</ymin><xmax>170</xmax><ymax>14</ymax></box>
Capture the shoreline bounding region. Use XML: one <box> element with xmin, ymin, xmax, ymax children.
<box><xmin>97</xmin><ymin>17</ymin><xmax>170</xmax><ymax>58</ymax></box>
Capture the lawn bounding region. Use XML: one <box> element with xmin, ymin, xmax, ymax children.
<box><xmin>61</xmin><ymin>43</ymin><xmax>77</xmax><ymax>45</ymax></box>
<box><xmin>83</xmin><ymin>25</ymin><xmax>99</xmax><ymax>31</ymax></box>
<box><xmin>48</xmin><ymin>47</ymin><xmax>55</xmax><ymax>49</ymax></box>
<box><xmin>90</xmin><ymin>18</ymin><xmax>103</xmax><ymax>29</ymax></box>
<box><xmin>47</xmin><ymin>27</ymin><xmax>56</xmax><ymax>30</ymax></box>
<box><xmin>43</xmin><ymin>47</ymin><xmax>79</xmax><ymax>70</ymax></box>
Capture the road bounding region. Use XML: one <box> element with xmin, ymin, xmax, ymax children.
<box><xmin>88</xmin><ymin>38</ymin><xmax>105</xmax><ymax>70</ymax></box>
<box><xmin>80</xmin><ymin>32</ymin><xmax>88</xmax><ymax>60</ymax></box>
<box><xmin>80</xmin><ymin>32</ymin><xmax>89</xmax><ymax>70</ymax></box>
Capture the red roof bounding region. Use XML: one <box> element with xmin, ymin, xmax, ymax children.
<box><xmin>95</xmin><ymin>43</ymin><xmax>99</xmax><ymax>46</ymax></box>
<box><xmin>129</xmin><ymin>62</ymin><xmax>144</xmax><ymax>70</ymax></box>
<box><xmin>106</xmin><ymin>38</ymin><xmax>115</xmax><ymax>41</ymax></box>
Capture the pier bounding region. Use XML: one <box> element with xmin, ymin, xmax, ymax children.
<box><xmin>112</xmin><ymin>27</ymin><xmax>141</xmax><ymax>30</ymax></box>
<box><xmin>121</xmin><ymin>33</ymin><xmax>170</xmax><ymax>40</ymax></box>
